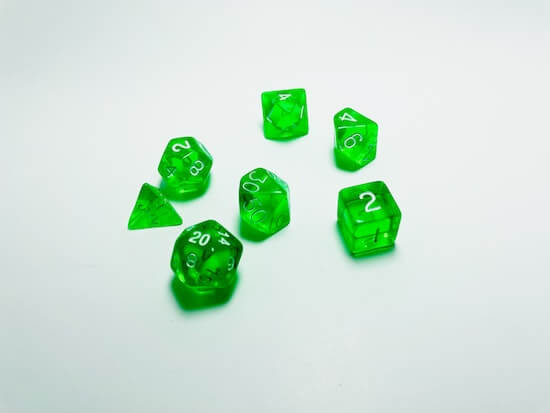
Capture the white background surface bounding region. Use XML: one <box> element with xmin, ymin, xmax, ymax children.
<box><xmin>1</xmin><ymin>1</ymin><xmax>549</xmax><ymax>412</ymax></box>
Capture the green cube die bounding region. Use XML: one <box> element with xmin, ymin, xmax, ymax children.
<box><xmin>158</xmin><ymin>137</ymin><xmax>213</xmax><ymax>200</ymax></box>
<box><xmin>338</xmin><ymin>181</ymin><xmax>401</xmax><ymax>256</ymax></box>
<box><xmin>261</xmin><ymin>88</ymin><xmax>308</xmax><ymax>139</ymax></box>
<box><xmin>334</xmin><ymin>107</ymin><xmax>378</xmax><ymax>171</ymax></box>
<box><xmin>239</xmin><ymin>168</ymin><xmax>290</xmax><ymax>238</ymax></box>
<box><xmin>171</xmin><ymin>220</ymin><xmax>243</xmax><ymax>294</ymax></box>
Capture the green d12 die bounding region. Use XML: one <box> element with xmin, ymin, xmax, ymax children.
<box><xmin>239</xmin><ymin>168</ymin><xmax>290</xmax><ymax>238</ymax></box>
<box><xmin>158</xmin><ymin>137</ymin><xmax>213</xmax><ymax>200</ymax></box>
<box><xmin>171</xmin><ymin>220</ymin><xmax>243</xmax><ymax>294</ymax></box>
<box><xmin>334</xmin><ymin>108</ymin><xmax>378</xmax><ymax>171</ymax></box>
<box><xmin>261</xmin><ymin>88</ymin><xmax>308</xmax><ymax>140</ymax></box>
<box><xmin>338</xmin><ymin>181</ymin><xmax>401</xmax><ymax>256</ymax></box>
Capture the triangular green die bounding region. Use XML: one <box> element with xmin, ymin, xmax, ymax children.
<box><xmin>128</xmin><ymin>183</ymin><xmax>182</xmax><ymax>230</ymax></box>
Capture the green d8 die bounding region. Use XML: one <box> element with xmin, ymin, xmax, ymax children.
<box><xmin>261</xmin><ymin>88</ymin><xmax>308</xmax><ymax>140</ymax></box>
<box><xmin>158</xmin><ymin>137</ymin><xmax>213</xmax><ymax>200</ymax></box>
<box><xmin>338</xmin><ymin>181</ymin><xmax>401</xmax><ymax>256</ymax></box>
<box><xmin>334</xmin><ymin>108</ymin><xmax>378</xmax><ymax>171</ymax></box>
<box><xmin>239</xmin><ymin>168</ymin><xmax>290</xmax><ymax>238</ymax></box>
<box><xmin>171</xmin><ymin>220</ymin><xmax>243</xmax><ymax>294</ymax></box>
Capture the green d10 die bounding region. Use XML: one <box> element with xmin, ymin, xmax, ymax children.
<box><xmin>158</xmin><ymin>137</ymin><xmax>213</xmax><ymax>200</ymax></box>
<box><xmin>338</xmin><ymin>181</ymin><xmax>401</xmax><ymax>257</ymax></box>
<box><xmin>239</xmin><ymin>168</ymin><xmax>290</xmax><ymax>238</ymax></box>
<box><xmin>334</xmin><ymin>108</ymin><xmax>378</xmax><ymax>171</ymax></box>
<box><xmin>261</xmin><ymin>88</ymin><xmax>308</xmax><ymax>140</ymax></box>
<box><xmin>171</xmin><ymin>220</ymin><xmax>243</xmax><ymax>294</ymax></box>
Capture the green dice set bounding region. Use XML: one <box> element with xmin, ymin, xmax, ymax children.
<box><xmin>128</xmin><ymin>87</ymin><xmax>402</xmax><ymax>305</ymax></box>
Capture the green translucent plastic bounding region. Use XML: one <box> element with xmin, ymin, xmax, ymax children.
<box><xmin>338</xmin><ymin>181</ymin><xmax>401</xmax><ymax>256</ymax></box>
<box><xmin>128</xmin><ymin>183</ymin><xmax>182</xmax><ymax>230</ymax></box>
<box><xmin>261</xmin><ymin>88</ymin><xmax>308</xmax><ymax>139</ymax></box>
<box><xmin>334</xmin><ymin>107</ymin><xmax>378</xmax><ymax>171</ymax></box>
<box><xmin>171</xmin><ymin>220</ymin><xmax>243</xmax><ymax>295</ymax></box>
<box><xmin>239</xmin><ymin>168</ymin><xmax>290</xmax><ymax>239</ymax></box>
<box><xmin>158</xmin><ymin>137</ymin><xmax>213</xmax><ymax>200</ymax></box>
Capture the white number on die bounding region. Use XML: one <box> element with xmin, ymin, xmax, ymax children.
<box><xmin>359</xmin><ymin>191</ymin><xmax>381</xmax><ymax>213</ymax></box>
<box><xmin>339</xmin><ymin>112</ymin><xmax>357</xmax><ymax>122</ymax></box>
<box><xmin>242</xmin><ymin>182</ymin><xmax>259</xmax><ymax>193</ymax></box>
<box><xmin>172</xmin><ymin>141</ymin><xmax>191</xmax><ymax>152</ymax></box>
<box><xmin>248</xmin><ymin>170</ymin><xmax>267</xmax><ymax>184</ymax></box>
<box><xmin>186</xmin><ymin>253</ymin><xmax>198</xmax><ymax>268</ymax></box>
<box><xmin>189</xmin><ymin>160</ymin><xmax>204</xmax><ymax>176</ymax></box>
<box><xmin>242</xmin><ymin>170</ymin><xmax>268</xmax><ymax>193</ymax></box>
<box><xmin>343</xmin><ymin>133</ymin><xmax>363</xmax><ymax>149</ymax></box>
<box><xmin>189</xmin><ymin>231</ymin><xmax>211</xmax><ymax>246</ymax></box>
<box><xmin>217</xmin><ymin>230</ymin><xmax>231</xmax><ymax>246</ymax></box>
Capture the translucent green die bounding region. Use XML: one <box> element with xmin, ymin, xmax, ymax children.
<box><xmin>171</xmin><ymin>220</ymin><xmax>243</xmax><ymax>294</ymax></box>
<box><xmin>239</xmin><ymin>168</ymin><xmax>290</xmax><ymax>238</ymax></box>
<box><xmin>261</xmin><ymin>88</ymin><xmax>308</xmax><ymax>140</ymax></box>
<box><xmin>338</xmin><ymin>181</ymin><xmax>401</xmax><ymax>256</ymax></box>
<box><xmin>127</xmin><ymin>183</ymin><xmax>182</xmax><ymax>230</ymax></box>
<box><xmin>333</xmin><ymin>107</ymin><xmax>378</xmax><ymax>171</ymax></box>
<box><xmin>158</xmin><ymin>137</ymin><xmax>213</xmax><ymax>200</ymax></box>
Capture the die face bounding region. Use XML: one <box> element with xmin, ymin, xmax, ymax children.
<box><xmin>158</xmin><ymin>137</ymin><xmax>213</xmax><ymax>199</ymax></box>
<box><xmin>338</xmin><ymin>181</ymin><xmax>401</xmax><ymax>256</ymax></box>
<box><xmin>171</xmin><ymin>220</ymin><xmax>243</xmax><ymax>292</ymax></box>
<box><xmin>334</xmin><ymin>108</ymin><xmax>378</xmax><ymax>171</ymax></box>
<box><xmin>261</xmin><ymin>89</ymin><xmax>308</xmax><ymax>139</ymax></box>
<box><xmin>239</xmin><ymin>168</ymin><xmax>290</xmax><ymax>237</ymax></box>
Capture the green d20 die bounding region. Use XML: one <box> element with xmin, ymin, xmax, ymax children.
<box><xmin>239</xmin><ymin>168</ymin><xmax>290</xmax><ymax>239</ymax></box>
<box><xmin>261</xmin><ymin>88</ymin><xmax>308</xmax><ymax>140</ymax></box>
<box><xmin>333</xmin><ymin>107</ymin><xmax>378</xmax><ymax>171</ymax></box>
<box><xmin>338</xmin><ymin>181</ymin><xmax>401</xmax><ymax>257</ymax></box>
<box><xmin>158</xmin><ymin>137</ymin><xmax>213</xmax><ymax>200</ymax></box>
<box><xmin>128</xmin><ymin>183</ymin><xmax>182</xmax><ymax>230</ymax></box>
<box><xmin>171</xmin><ymin>220</ymin><xmax>243</xmax><ymax>294</ymax></box>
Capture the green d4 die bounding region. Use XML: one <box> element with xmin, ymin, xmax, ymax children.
<box><xmin>338</xmin><ymin>181</ymin><xmax>401</xmax><ymax>257</ymax></box>
<box><xmin>239</xmin><ymin>168</ymin><xmax>290</xmax><ymax>238</ymax></box>
<box><xmin>158</xmin><ymin>137</ymin><xmax>213</xmax><ymax>200</ymax></box>
<box><xmin>128</xmin><ymin>183</ymin><xmax>182</xmax><ymax>230</ymax></box>
<box><xmin>334</xmin><ymin>107</ymin><xmax>378</xmax><ymax>171</ymax></box>
<box><xmin>171</xmin><ymin>220</ymin><xmax>243</xmax><ymax>294</ymax></box>
<box><xmin>261</xmin><ymin>88</ymin><xmax>308</xmax><ymax>140</ymax></box>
